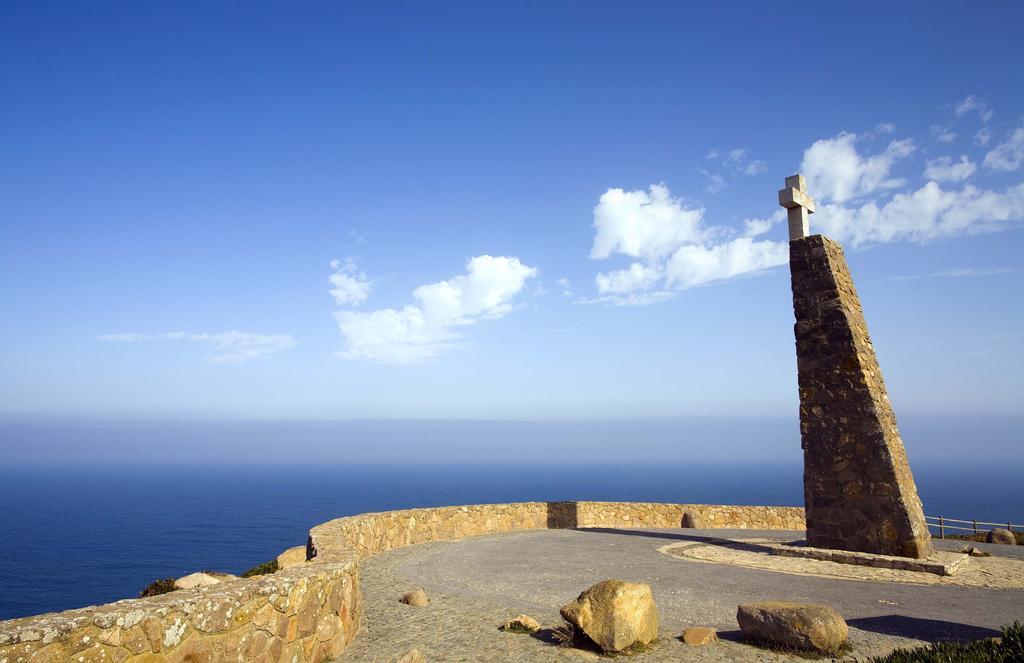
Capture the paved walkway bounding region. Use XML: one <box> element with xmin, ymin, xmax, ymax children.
<box><xmin>336</xmin><ymin>528</ymin><xmax>1024</xmax><ymax>662</ymax></box>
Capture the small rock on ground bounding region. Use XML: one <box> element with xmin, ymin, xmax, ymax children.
<box><xmin>401</xmin><ymin>589</ymin><xmax>430</xmax><ymax>606</ymax></box>
<box><xmin>502</xmin><ymin>614</ymin><xmax>541</xmax><ymax>633</ymax></box>
<box><xmin>682</xmin><ymin>626</ymin><xmax>717</xmax><ymax>645</ymax></box>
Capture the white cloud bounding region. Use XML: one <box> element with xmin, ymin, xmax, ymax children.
<box><xmin>742</xmin><ymin>209</ymin><xmax>785</xmax><ymax>237</ymax></box>
<box><xmin>743</xmin><ymin>160</ymin><xmax>767</xmax><ymax>176</ymax></box>
<box><xmin>590</xmin><ymin>184</ymin><xmax>707</xmax><ymax>260</ymax></box>
<box><xmin>888</xmin><ymin>266</ymin><xmax>1023</xmax><ymax>281</ymax></box>
<box><xmin>876</xmin><ymin>122</ymin><xmax>896</xmax><ymax>134</ymax></box>
<box><xmin>931</xmin><ymin>125</ymin><xmax>957</xmax><ymax>143</ymax></box>
<box><xmin>974</xmin><ymin>127</ymin><xmax>993</xmax><ymax>146</ymax></box>
<box><xmin>96</xmin><ymin>331</ymin><xmax>295</xmax><ymax>362</ymax></box>
<box><xmin>556</xmin><ymin>277</ymin><xmax>573</xmax><ymax>297</ymax></box>
<box><xmin>923</xmin><ymin>155</ymin><xmax>977</xmax><ymax>182</ymax></box>
<box><xmin>328</xmin><ymin>258</ymin><xmax>372</xmax><ymax>305</ymax></box>
<box><xmin>813</xmin><ymin>181</ymin><xmax>1024</xmax><ymax>247</ymax></box>
<box><xmin>984</xmin><ymin>123</ymin><xmax>1024</xmax><ymax>172</ymax></box>
<box><xmin>334</xmin><ymin>255</ymin><xmax>537</xmax><ymax>363</ymax></box>
<box><xmin>696</xmin><ymin>168</ymin><xmax>726</xmax><ymax>194</ymax></box>
<box><xmin>801</xmin><ymin>132</ymin><xmax>915</xmax><ymax>203</ymax></box>
<box><xmin>589</xmin><ymin>184</ymin><xmax>787</xmax><ymax>305</ymax></box>
<box><xmin>955</xmin><ymin>95</ymin><xmax>994</xmax><ymax>122</ymax></box>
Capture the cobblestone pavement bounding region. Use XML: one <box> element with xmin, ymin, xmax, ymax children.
<box><xmin>335</xmin><ymin>528</ymin><xmax>1024</xmax><ymax>663</ymax></box>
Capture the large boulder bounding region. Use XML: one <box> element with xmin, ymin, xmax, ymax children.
<box><xmin>737</xmin><ymin>602</ymin><xmax>848</xmax><ymax>653</ymax></box>
<box><xmin>560</xmin><ymin>580</ymin><xmax>659</xmax><ymax>653</ymax></box>
<box><xmin>173</xmin><ymin>572</ymin><xmax>236</xmax><ymax>590</ymax></box>
<box><xmin>277</xmin><ymin>545</ymin><xmax>308</xmax><ymax>569</ymax></box>
<box><xmin>987</xmin><ymin>528</ymin><xmax>1017</xmax><ymax>545</ymax></box>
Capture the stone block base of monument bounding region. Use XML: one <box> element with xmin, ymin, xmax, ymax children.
<box><xmin>769</xmin><ymin>542</ymin><xmax>969</xmax><ymax>576</ymax></box>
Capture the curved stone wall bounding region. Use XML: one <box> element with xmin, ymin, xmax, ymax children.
<box><xmin>0</xmin><ymin>501</ymin><xmax>803</xmax><ymax>662</ymax></box>
<box><xmin>308</xmin><ymin>501</ymin><xmax>806</xmax><ymax>560</ymax></box>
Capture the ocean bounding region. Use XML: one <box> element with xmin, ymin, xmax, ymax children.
<box><xmin>1</xmin><ymin>460</ymin><xmax>1022</xmax><ymax>621</ymax></box>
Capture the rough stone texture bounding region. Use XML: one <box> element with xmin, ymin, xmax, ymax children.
<box><xmin>682</xmin><ymin>626</ymin><xmax>717</xmax><ymax>645</ymax></box>
<box><xmin>0</xmin><ymin>561</ymin><xmax>360</xmax><ymax>663</ymax></box>
<box><xmin>791</xmin><ymin>235</ymin><xmax>933</xmax><ymax>558</ymax></box>
<box><xmin>0</xmin><ymin>501</ymin><xmax>805</xmax><ymax>662</ymax></box>
<box><xmin>308</xmin><ymin>502</ymin><xmax>806</xmax><ymax>562</ymax></box>
<box><xmin>987</xmin><ymin>528</ymin><xmax>1017</xmax><ymax>545</ymax></box>
<box><xmin>737</xmin><ymin>601</ymin><xmax>848</xmax><ymax>653</ymax></box>
<box><xmin>277</xmin><ymin>545</ymin><xmax>309</xmax><ymax>569</ymax></box>
<box><xmin>400</xmin><ymin>590</ymin><xmax>429</xmax><ymax>607</ymax></box>
<box><xmin>559</xmin><ymin>579</ymin><xmax>658</xmax><ymax>653</ymax></box>
<box><xmin>502</xmin><ymin>614</ymin><xmax>540</xmax><ymax>633</ymax></box>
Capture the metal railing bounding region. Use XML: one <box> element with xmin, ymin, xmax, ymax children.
<box><xmin>925</xmin><ymin>515</ymin><xmax>1020</xmax><ymax>539</ymax></box>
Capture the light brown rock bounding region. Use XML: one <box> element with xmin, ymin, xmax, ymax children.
<box><xmin>400</xmin><ymin>589</ymin><xmax>429</xmax><ymax>607</ymax></box>
<box><xmin>502</xmin><ymin>614</ymin><xmax>541</xmax><ymax>633</ymax></box>
<box><xmin>393</xmin><ymin>648</ymin><xmax>425</xmax><ymax>663</ymax></box>
<box><xmin>682</xmin><ymin>626</ymin><xmax>717</xmax><ymax>645</ymax></box>
<box><xmin>173</xmin><ymin>572</ymin><xmax>235</xmax><ymax>590</ymax></box>
<box><xmin>737</xmin><ymin>601</ymin><xmax>848</xmax><ymax>653</ymax></box>
<box><xmin>559</xmin><ymin>579</ymin><xmax>658</xmax><ymax>653</ymax></box>
<box><xmin>987</xmin><ymin>529</ymin><xmax>1017</xmax><ymax>545</ymax></box>
<box><xmin>276</xmin><ymin>545</ymin><xmax>308</xmax><ymax>569</ymax></box>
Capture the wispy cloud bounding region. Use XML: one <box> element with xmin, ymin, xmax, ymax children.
<box><xmin>328</xmin><ymin>257</ymin><xmax>372</xmax><ymax>305</ymax></box>
<box><xmin>984</xmin><ymin>122</ymin><xmax>1024</xmax><ymax>172</ymax></box>
<box><xmin>923</xmin><ymin>155</ymin><xmax>977</xmax><ymax>182</ymax></box>
<box><xmin>885</xmin><ymin>267</ymin><xmax>1024</xmax><ymax>281</ymax></box>
<box><xmin>954</xmin><ymin>95</ymin><xmax>994</xmax><ymax>123</ymax></box>
<box><xmin>334</xmin><ymin>255</ymin><xmax>537</xmax><ymax>363</ymax></box>
<box><xmin>96</xmin><ymin>331</ymin><xmax>296</xmax><ymax>362</ymax></box>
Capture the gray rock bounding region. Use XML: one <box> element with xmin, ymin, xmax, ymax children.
<box><xmin>987</xmin><ymin>529</ymin><xmax>1017</xmax><ymax>545</ymax></box>
<box><xmin>737</xmin><ymin>601</ymin><xmax>848</xmax><ymax>653</ymax></box>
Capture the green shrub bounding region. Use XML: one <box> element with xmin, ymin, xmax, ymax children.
<box><xmin>139</xmin><ymin>577</ymin><xmax>176</xmax><ymax>598</ymax></box>
<box><xmin>241</xmin><ymin>559</ymin><xmax>279</xmax><ymax>578</ymax></box>
<box><xmin>870</xmin><ymin>622</ymin><xmax>1024</xmax><ymax>662</ymax></box>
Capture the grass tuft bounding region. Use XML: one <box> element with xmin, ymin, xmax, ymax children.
<box><xmin>241</xmin><ymin>560</ymin><xmax>279</xmax><ymax>578</ymax></box>
<box><xmin>138</xmin><ymin>578</ymin><xmax>176</xmax><ymax>598</ymax></box>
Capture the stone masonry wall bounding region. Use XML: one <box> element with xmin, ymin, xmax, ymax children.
<box><xmin>0</xmin><ymin>560</ymin><xmax>360</xmax><ymax>663</ymax></box>
<box><xmin>790</xmin><ymin>235</ymin><xmax>932</xmax><ymax>558</ymax></box>
<box><xmin>308</xmin><ymin>501</ymin><xmax>807</xmax><ymax>560</ymax></box>
<box><xmin>1</xmin><ymin>501</ymin><xmax>804</xmax><ymax>662</ymax></box>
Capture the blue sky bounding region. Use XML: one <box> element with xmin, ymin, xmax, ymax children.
<box><xmin>2</xmin><ymin>1</ymin><xmax>1023</xmax><ymax>423</ymax></box>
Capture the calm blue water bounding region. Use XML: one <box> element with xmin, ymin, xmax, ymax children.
<box><xmin>0</xmin><ymin>462</ymin><xmax>1022</xmax><ymax>621</ymax></box>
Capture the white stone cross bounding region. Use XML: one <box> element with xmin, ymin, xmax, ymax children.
<box><xmin>778</xmin><ymin>174</ymin><xmax>815</xmax><ymax>240</ymax></box>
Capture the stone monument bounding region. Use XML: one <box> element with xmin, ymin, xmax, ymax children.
<box><xmin>782</xmin><ymin>175</ymin><xmax>933</xmax><ymax>559</ymax></box>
